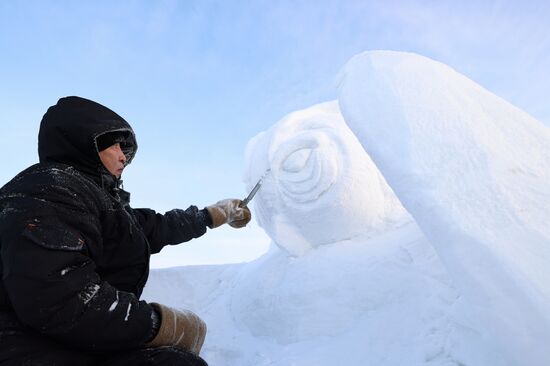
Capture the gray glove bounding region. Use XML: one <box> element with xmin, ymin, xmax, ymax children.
<box><xmin>206</xmin><ymin>199</ymin><xmax>252</xmax><ymax>228</ymax></box>
<box><xmin>146</xmin><ymin>303</ymin><xmax>207</xmax><ymax>355</ymax></box>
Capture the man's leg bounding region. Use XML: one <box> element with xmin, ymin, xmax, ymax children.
<box><xmin>0</xmin><ymin>329</ymin><xmax>96</xmax><ymax>366</ymax></box>
<box><xmin>99</xmin><ymin>346</ymin><xmax>208</xmax><ymax>366</ymax></box>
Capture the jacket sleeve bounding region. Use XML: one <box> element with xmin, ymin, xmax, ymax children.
<box><xmin>0</xmin><ymin>183</ymin><xmax>155</xmax><ymax>351</ymax></box>
<box><xmin>131</xmin><ymin>206</ymin><xmax>211</xmax><ymax>254</ymax></box>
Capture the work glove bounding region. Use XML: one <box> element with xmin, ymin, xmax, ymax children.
<box><xmin>146</xmin><ymin>303</ymin><xmax>207</xmax><ymax>355</ymax></box>
<box><xmin>206</xmin><ymin>199</ymin><xmax>251</xmax><ymax>228</ymax></box>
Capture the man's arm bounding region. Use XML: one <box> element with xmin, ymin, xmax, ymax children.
<box><xmin>131</xmin><ymin>206</ymin><xmax>212</xmax><ymax>254</ymax></box>
<box><xmin>132</xmin><ymin>199</ymin><xmax>252</xmax><ymax>254</ymax></box>
<box><xmin>3</xmin><ymin>237</ymin><xmax>154</xmax><ymax>350</ymax></box>
<box><xmin>0</xmin><ymin>178</ymin><xmax>155</xmax><ymax>351</ymax></box>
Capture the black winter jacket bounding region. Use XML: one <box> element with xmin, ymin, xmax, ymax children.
<box><xmin>0</xmin><ymin>97</ymin><xmax>210</xmax><ymax>352</ymax></box>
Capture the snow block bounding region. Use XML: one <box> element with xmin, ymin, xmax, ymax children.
<box><xmin>338</xmin><ymin>50</ymin><xmax>550</xmax><ymax>365</ymax></box>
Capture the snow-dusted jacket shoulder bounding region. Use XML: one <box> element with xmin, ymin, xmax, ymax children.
<box><xmin>0</xmin><ymin>162</ymin><xmax>208</xmax><ymax>351</ymax></box>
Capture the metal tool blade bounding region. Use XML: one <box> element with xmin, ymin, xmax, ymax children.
<box><xmin>242</xmin><ymin>169</ymin><xmax>271</xmax><ymax>206</ymax></box>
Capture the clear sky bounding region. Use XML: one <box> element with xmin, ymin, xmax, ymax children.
<box><xmin>1</xmin><ymin>0</ymin><xmax>549</xmax><ymax>268</ymax></box>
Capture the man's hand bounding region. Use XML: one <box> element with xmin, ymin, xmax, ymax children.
<box><xmin>206</xmin><ymin>199</ymin><xmax>252</xmax><ymax>228</ymax></box>
<box><xmin>146</xmin><ymin>303</ymin><xmax>207</xmax><ymax>355</ymax></box>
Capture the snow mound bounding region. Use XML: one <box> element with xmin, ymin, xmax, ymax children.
<box><xmin>338</xmin><ymin>50</ymin><xmax>550</xmax><ymax>365</ymax></box>
<box><xmin>144</xmin><ymin>223</ymin><xmax>464</xmax><ymax>366</ymax></box>
<box><xmin>243</xmin><ymin>101</ymin><xmax>408</xmax><ymax>256</ymax></box>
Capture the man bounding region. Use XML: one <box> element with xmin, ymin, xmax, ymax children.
<box><xmin>0</xmin><ymin>96</ymin><xmax>251</xmax><ymax>365</ymax></box>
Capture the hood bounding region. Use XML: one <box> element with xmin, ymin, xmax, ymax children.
<box><xmin>38</xmin><ymin>96</ymin><xmax>138</xmax><ymax>178</ymax></box>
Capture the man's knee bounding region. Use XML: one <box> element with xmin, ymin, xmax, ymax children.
<box><xmin>100</xmin><ymin>346</ymin><xmax>208</xmax><ymax>366</ymax></box>
<box><xmin>148</xmin><ymin>346</ymin><xmax>208</xmax><ymax>366</ymax></box>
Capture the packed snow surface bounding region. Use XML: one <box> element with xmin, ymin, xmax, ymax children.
<box><xmin>143</xmin><ymin>50</ymin><xmax>550</xmax><ymax>365</ymax></box>
<box><xmin>144</xmin><ymin>224</ymin><xmax>466</xmax><ymax>365</ymax></box>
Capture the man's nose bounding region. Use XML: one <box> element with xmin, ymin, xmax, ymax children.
<box><xmin>118</xmin><ymin>147</ymin><xmax>127</xmax><ymax>163</ymax></box>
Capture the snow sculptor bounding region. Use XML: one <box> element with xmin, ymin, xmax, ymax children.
<box><xmin>0</xmin><ymin>96</ymin><xmax>252</xmax><ymax>365</ymax></box>
<box><xmin>244</xmin><ymin>101</ymin><xmax>406</xmax><ymax>256</ymax></box>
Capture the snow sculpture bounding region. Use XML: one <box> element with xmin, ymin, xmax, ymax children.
<box><xmin>143</xmin><ymin>51</ymin><xmax>550</xmax><ymax>366</ymax></box>
<box><xmin>244</xmin><ymin>101</ymin><xmax>407</xmax><ymax>256</ymax></box>
<box><xmin>338</xmin><ymin>50</ymin><xmax>550</xmax><ymax>365</ymax></box>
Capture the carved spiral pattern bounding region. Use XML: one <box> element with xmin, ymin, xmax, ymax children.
<box><xmin>244</xmin><ymin>101</ymin><xmax>403</xmax><ymax>256</ymax></box>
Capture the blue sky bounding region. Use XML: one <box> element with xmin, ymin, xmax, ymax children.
<box><xmin>1</xmin><ymin>0</ymin><xmax>549</xmax><ymax>267</ymax></box>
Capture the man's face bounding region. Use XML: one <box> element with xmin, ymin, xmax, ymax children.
<box><xmin>98</xmin><ymin>143</ymin><xmax>127</xmax><ymax>178</ymax></box>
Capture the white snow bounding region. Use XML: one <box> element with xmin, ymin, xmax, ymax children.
<box><xmin>142</xmin><ymin>50</ymin><xmax>550</xmax><ymax>365</ymax></box>
<box><xmin>109</xmin><ymin>291</ymin><xmax>119</xmax><ymax>312</ymax></box>
<box><xmin>243</xmin><ymin>101</ymin><xmax>409</xmax><ymax>256</ymax></box>
<box><xmin>338</xmin><ymin>50</ymin><xmax>550</xmax><ymax>365</ymax></box>
<box><xmin>144</xmin><ymin>223</ymin><xmax>467</xmax><ymax>365</ymax></box>
<box><xmin>124</xmin><ymin>302</ymin><xmax>132</xmax><ymax>322</ymax></box>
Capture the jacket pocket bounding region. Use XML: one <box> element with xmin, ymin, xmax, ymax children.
<box><xmin>21</xmin><ymin>218</ymin><xmax>85</xmax><ymax>252</ymax></box>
